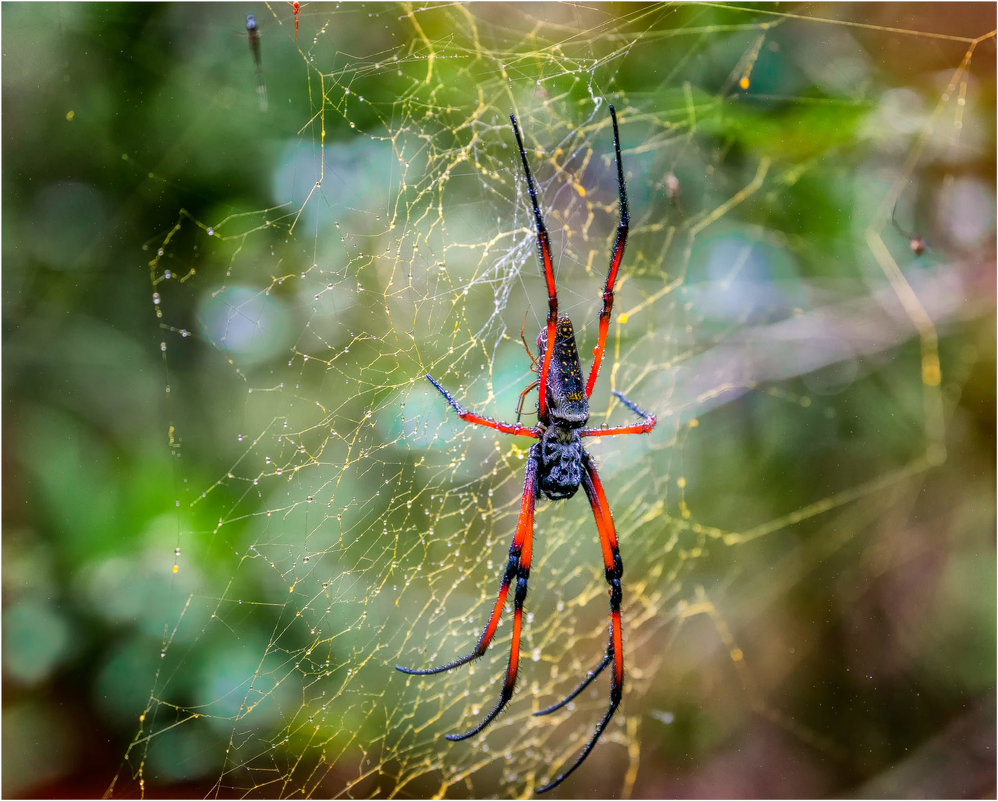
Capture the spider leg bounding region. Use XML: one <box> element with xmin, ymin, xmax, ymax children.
<box><xmin>510</xmin><ymin>113</ymin><xmax>558</xmax><ymax>421</ymax></box>
<box><xmin>447</xmin><ymin>445</ymin><xmax>538</xmax><ymax>740</ymax></box>
<box><xmin>396</xmin><ymin>446</ymin><xmax>539</xmax><ymax>741</ymax></box>
<box><xmin>520</xmin><ymin>310</ymin><xmax>541</xmax><ymax>371</ymax></box>
<box><xmin>515</xmin><ymin>379</ymin><xmax>540</xmax><ymax>423</ymax></box>
<box><xmin>585</xmin><ymin>104</ymin><xmax>629</xmax><ymax>400</ymax></box>
<box><xmin>580</xmin><ymin>389</ymin><xmax>656</xmax><ymax>438</ymax></box>
<box><xmin>534</xmin><ymin>647</ymin><xmax>612</xmax><ymax>716</ymax></box>
<box><xmin>426</xmin><ymin>374</ymin><xmax>539</xmax><ymax>438</ymax></box>
<box><xmin>537</xmin><ymin>453</ymin><xmax>623</xmax><ymax>794</ymax></box>
<box><xmin>538</xmin><ymin>386</ymin><xmax>648</xmax><ymax>716</ymax></box>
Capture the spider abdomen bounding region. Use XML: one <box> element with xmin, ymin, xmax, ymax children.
<box><xmin>538</xmin><ymin>426</ymin><xmax>584</xmax><ymax>500</ymax></box>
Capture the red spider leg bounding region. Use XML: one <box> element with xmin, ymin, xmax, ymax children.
<box><xmin>537</xmin><ymin>455</ymin><xmax>623</xmax><ymax>794</ymax></box>
<box><xmin>515</xmin><ymin>316</ymin><xmax>541</xmax><ymax>423</ymax></box>
<box><xmin>510</xmin><ymin>114</ymin><xmax>558</xmax><ymax>421</ymax></box>
<box><xmin>580</xmin><ymin>390</ymin><xmax>656</xmax><ymax>438</ymax></box>
<box><xmin>515</xmin><ymin>379</ymin><xmax>540</xmax><ymax>423</ymax></box>
<box><xmin>290</xmin><ymin>1</ymin><xmax>300</xmax><ymax>40</ymax></box>
<box><xmin>520</xmin><ymin>311</ymin><xmax>540</xmax><ymax>371</ymax></box>
<box><xmin>448</xmin><ymin>452</ymin><xmax>537</xmax><ymax>740</ymax></box>
<box><xmin>396</xmin><ymin>453</ymin><xmax>537</xmax><ymax>697</ymax></box>
<box><xmin>585</xmin><ymin>104</ymin><xmax>630</xmax><ymax>399</ymax></box>
<box><xmin>537</xmin><ymin>391</ymin><xmax>651</xmax><ymax>709</ymax></box>
<box><xmin>426</xmin><ymin>374</ymin><xmax>539</xmax><ymax>438</ymax></box>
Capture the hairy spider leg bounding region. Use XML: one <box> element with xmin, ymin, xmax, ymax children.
<box><xmin>535</xmin><ymin>389</ymin><xmax>651</xmax><ymax>709</ymax></box>
<box><xmin>510</xmin><ymin>114</ymin><xmax>558</xmax><ymax>422</ymax></box>
<box><xmin>515</xmin><ymin>380</ymin><xmax>540</xmax><ymax>423</ymax></box>
<box><xmin>535</xmin><ymin>647</ymin><xmax>612</xmax><ymax>716</ymax></box>
<box><xmin>449</xmin><ymin>447</ymin><xmax>537</xmax><ymax>739</ymax></box>
<box><xmin>536</xmin><ymin>454</ymin><xmax>624</xmax><ymax>794</ymax></box>
<box><xmin>395</xmin><ymin>451</ymin><xmax>540</xmax><ymax>739</ymax></box>
<box><xmin>515</xmin><ymin>312</ymin><xmax>542</xmax><ymax>423</ymax></box>
<box><xmin>580</xmin><ymin>390</ymin><xmax>656</xmax><ymax>438</ymax></box>
<box><xmin>585</xmin><ymin>104</ymin><xmax>630</xmax><ymax>399</ymax></box>
<box><xmin>520</xmin><ymin>309</ymin><xmax>541</xmax><ymax>370</ymax></box>
<box><xmin>425</xmin><ymin>374</ymin><xmax>539</xmax><ymax>438</ymax></box>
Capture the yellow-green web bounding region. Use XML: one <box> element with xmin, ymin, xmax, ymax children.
<box><xmin>110</xmin><ymin>4</ymin><xmax>995</xmax><ymax>798</ymax></box>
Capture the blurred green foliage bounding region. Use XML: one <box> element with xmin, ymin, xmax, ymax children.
<box><xmin>3</xmin><ymin>3</ymin><xmax>995</xmax><ymax>798</ymax></box>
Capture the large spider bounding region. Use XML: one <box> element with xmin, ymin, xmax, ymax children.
<box><xmin>397</xmin><ymin>106</ymin><xmax>656</xmax><ymax>793</ymax></box>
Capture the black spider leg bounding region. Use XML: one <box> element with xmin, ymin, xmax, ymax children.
<box><xmin>396</xmin><ymin>446</ymin><xmax>539</xmax><ymax>741</ymax></box>
<box><xmin>534</xmin><ymin>648</ymin><xmax>612</xmax><ymax>716</ymax></box>
<box><xmin>537</xmin><ymin>453</ymin><xmax>624</xmax><ymax>794</ymax></box>
<box><xmin>585</xmin><ymin>104</ymin><xmax>630</xmax><ymax>399</ymax></box>
<box><xmin>510</xmin><ymin>113</ymin><xmax>559</xmax><ymax>422</ymax></box>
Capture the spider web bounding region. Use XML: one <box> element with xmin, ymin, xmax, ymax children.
<box><xmin>108</xmin><ymin>4</ymin><xmax>995</xmax><ymax>798</ymax></box>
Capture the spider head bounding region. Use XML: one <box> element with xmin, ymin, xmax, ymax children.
<box><xmin>538</xmin><ymin>316</ymin><xmax>589</xmax><ymax>428</ymax></box>
<box><xmin>538</xmin><ymin>426</ymin><xmax>584</xmax><ymax>500</ymax></box>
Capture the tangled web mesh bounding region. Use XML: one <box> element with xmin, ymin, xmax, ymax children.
<box><xmin>111</xmin><ymin>4</ymin><xmax>994</xmax><ymax>798</ymax></box>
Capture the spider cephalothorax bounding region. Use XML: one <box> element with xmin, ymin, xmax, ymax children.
<box><xmin>398</xmin><ymin>106</ymin><xmax>656</xmax><ymax>793</ymax></box>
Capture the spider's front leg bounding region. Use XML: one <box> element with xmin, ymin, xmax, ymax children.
<box><xmin>580</xmin><ymin>389</ymin><xmax>656</xmax><ymax>438</ymax></box>
<box><xmin>396</xmin><ymin>444</ymin><xmax>540</xmax><ymax>739</ymax></box>
<box><xmin>426</xmin><ymin>374</ymin><xmax>539</xmax><ymax>438</ymax></box>
<box><xmin>535</xmin><ymin>451</ymin><xmax>624</xmax><ymax>794</ymax></box>
<box><xmin>585</xmin><ymin>104</ymin><xmax>629</xmax><ymax>399</ymax></box>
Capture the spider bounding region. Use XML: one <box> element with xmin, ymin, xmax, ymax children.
<box><xmin>397</xmin><ymin>105</ymin><xmax>656</xmax><ymax>793</ymax></box>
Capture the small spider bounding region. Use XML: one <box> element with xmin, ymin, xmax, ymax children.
<box><xmin>398</xmin><ymin>106</ymin><xmax>656</xmax><ymax>793</ymax></box>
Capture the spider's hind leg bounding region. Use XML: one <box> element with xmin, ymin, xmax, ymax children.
<box><xmin>536</xmin><ymin>453</ymin><xmax>625</xmax><ymax>794</ymax></box>
<box><xmin>534</xmin><ymin>646</ymin><xmax>612</xmax><ymax>716</ymax></box>
<box><xmin>393</xmin><ymin>510</ymin><xmax>524</xmax><ymax>678</ymax></box>
<box><xmin>396</xmin><ymin>446</ymin><xmax>541</xmax><ymax>743</ymax></box>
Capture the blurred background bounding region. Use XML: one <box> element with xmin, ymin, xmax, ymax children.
<box><xmin>2</xmin><ymin>3</ymin><xmax>995</xmax><ymax>798</ymax></box>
